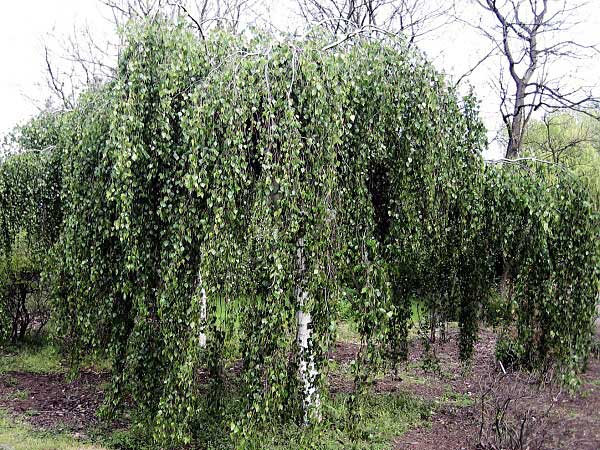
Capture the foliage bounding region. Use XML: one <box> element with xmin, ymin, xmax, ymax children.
<box><xmin>47</xmin><ymin>19</ymin><xmax>488</xmax><ymax>447</ymax></box>
<box><xmin>484</xmin><ymin>162</ymin><xmax>599</xmax><ymax>378</ymax></box>
<box><xmin>0</xmin><ymin>142</ymin><xmax>63</xmax><ymax>343</ymax></box>
<box><xmin>106</xmin><ymin>391</ymin><xmax>431</xmax><ymax>450</ymax></box>
<box><xmin>495</xmin><ymin>333</ymin><xmax>525</xmax><ymax>370</ymax></box>
<box><xmin>522</xmin><ymin>111</ymin><xmax>600</xmax><ymax>209</ymax></box>
<box><xmin>481</xmin><ymin>290</ymin><xmax>514</xmax><ymax>328</ymax></box>
<box><xmin>0</xmin><ymin>233</ymin><xmax>39</xmax><ymax>342</ymax></box>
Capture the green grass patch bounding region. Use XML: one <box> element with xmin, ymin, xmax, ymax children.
<box><xmin>105</xmin><ymin>391</ymin><xmax>432</xmax><ymax>450</ymax></box>
<box><xmin>6</xmin><ymin>389</ymin><xmax>29</xmax><ymax>401</ymax></box>
<box><xmin>0</xmin><ymin>344</ymin><xmax>63</xmax><ymax>374</ymax></box>
<box><xmin>440</xmin><ymin>390</ymin><xmax>475</xmax><ymax>408</ymax></box>
<box><xmin>259</xmin><ymin>393</ymin><xmax>432</xmax><ymax>450</ymax></box>
<box><xmin>399</xmin><ymin>372</ymin><xmax>429</xmax><ymax>386</ymax></box>
<box><xmin>0</xmin><ymin>338</ymin><xmax>111</xmax><ymax>376</ymax></box>
<box><xmin>336</xmin><ymin>320</ymin><xmax>360</xmax><ymax>344</ymax></box>
<box><xmin>0</xmin><ymin>409</ymin><xmax>107</xmax><ymax>450</ymax></box>
<box><xmin>336</xmin><ymin>297</ymin><xmax>428</xmax><ymax>345</ymax></box>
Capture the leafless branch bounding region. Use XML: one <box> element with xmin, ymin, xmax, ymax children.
<box><xmin>41</xmin><ymin>0</ymin><xmax>258</xmax><ymax>109</ymax></box>
<box><xmin>296</xmin><ymin>0</ymin><xmax>455</xmax><ymax>44</ymax></box>
<box><xmin>44</xmin><ymin>45</ymin><xmax>74</xmax><ymax>110</ymax></box>
<box><xmin>467</xmin><ymin>0</ymin><xmax>600</xmax><ymax>157</ymax></box>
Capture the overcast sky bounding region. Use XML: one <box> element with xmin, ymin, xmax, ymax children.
<box><xmin>1</xmin><ymin>0</ymin><xmax>599</xmax><ymax>158</ymax></box>
<box><xmin>0</xmin><ymin>1</ymin><xmax>101</xmax><ymax>134</ymax></box>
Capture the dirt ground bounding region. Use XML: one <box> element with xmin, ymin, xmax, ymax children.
<box><xmin>0</xmin><ymin>329</ymin><xmax>598</xmax><ymax>449</ymax></box>
<box><xmin>390</xmin><ymin>331</ymin><xmax>600</xmax><ymax>450</ymax></box>
<box><xmin>328</xmin><ymin>328</ymin><xmax>600</xmax><ymax>450</ymax></box>
<box><xmin>0</xmin><ymin>370</ymin><xmax>109</xmax><ymax>432</ymax></box>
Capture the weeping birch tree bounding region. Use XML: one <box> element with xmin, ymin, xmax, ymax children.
<box><xmin>48</xmin><ymin>20</ymin><xmax>488</xmax><ymax>446</ymax></box>
<box><xmin>33</xmin><ymin>17</ymin><xmax>598</xmax><ymax>449</ymax></box>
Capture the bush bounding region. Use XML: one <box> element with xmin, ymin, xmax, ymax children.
<box><xmin>0</xmin><ymin>133</ymin><xmax>62</xmax><ymax>344</ymax></box>
<box><xmin>482</xmin><ymin>290</ymin><xmax>514</xmax><ymax>327</ymax></box>
<box><xmin>495</xmin><ymin>335</ymin><xmax>526</xmax><ymax>371</ymax></box>
<box><xmin>0</xmin><ymin>233</ymin><xmax>48</xmax><ymax>343</ymax></box>
<box><xmin>484</xmin><ymin>164</ymin><xmax>599</xmax><ymax>374</ymax></box>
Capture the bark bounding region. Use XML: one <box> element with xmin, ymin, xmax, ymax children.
<box><xmin>499</xmin><ymin>263</ymin><xmax>513</xmax><ymax>300</ymax></box>
<box><xmin>9</xmin><ymin>282</ymin><xmax>30</xmax><ymax>343</ymax></box>
<box><xmin>296</xmin><ymin>238</ymin><xmax>321</xmax><ymax>424</ymax></box>
<box><xmin>199</xmin><ymin>286</ymin><xmax>207</xmax><ymax>348</ymax></box>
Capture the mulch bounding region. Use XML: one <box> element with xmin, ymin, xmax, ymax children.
<box><xmin>0</xmin><ymin>370</ymin><xmax>109</xmax><ymax>431</ymax></box>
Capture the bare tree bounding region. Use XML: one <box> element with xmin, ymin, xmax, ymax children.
<box><xmin>42</xmin><ymin>0</ymin><xmax>258</xmax><ymax>110</ymax></box>
<box><xmin>470</xmin><ymin>0</ymin><xmax>599</xmax><ymax>158</ymax></box>
<box><xmin>43</xmin><ymin>21</ymin><xmax>119</xmax><ymax>110</ymax></box>
<box><xmin>296</xmin><ymin>0</ymin><xmax>455</xmax><ymax>43</ymax></box>
<box><xmin>101</xmin><ymin>0</ymin><xmax>258</xmax><ymax>31</ymax></box>
<box><xmin>100</xmin><ymin>0</ymin><xmax>173</xmax><ymax>23</ymax></box>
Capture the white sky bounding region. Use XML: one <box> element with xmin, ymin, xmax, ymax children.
<box><xmin>1</xmin><ymin>0</ymin><xmax>599</xmax><ymax>159</ymax></box>
<box><xmin>0</xmin><ymin>1</ymin><xmax>103</xmax><ymax>134</ymax></box>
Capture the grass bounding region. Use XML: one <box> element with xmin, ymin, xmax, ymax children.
<box><xmin>0</xmin><ymin>321</ymin><xmax>437</xmax><ymax>450</ymax></box>
<box><xmin>0</xmin><ymin>409</ymin><xmax>107</xmax><ymax>450</ymax></box>
<box><xmin>336</xmin><ymin>320</ymin><xmax>361</xmax><ymax>344</ymax></box>
<box><xmin>336</xmin><ymin>298</ymin><xmax>427</xmax><ymax>345</ymax></box>
<box><xmin>0</xmin><ymin>343</ymin><xmax>63</xmax><ymax>374</ymax></box>
<box><xmin>0</xmin><ymin>341</ymin><xmax>434</xmax><ymax>450</ymax></box>
<box><xmin>440</xmin><ymin>391</ymin><xmax>475</xmax><ymax>408</ymax></box>
<box><xmin>0</xmin><ymin>335</ymin><xmax>110</xmax><ymax>376</ymax></box>
<box><xmin>106</xmin><ymin>391</ymin><xmax>432</xmax><ymax>450</ymax></box>
<box><xmin>257</xmin><ymin>393</ymin><xmax>432</xmax><ymax>450</ymax></box>
<box><xmin>7</xmin><ymin>389</ymin><xmax>29</xmax><ymax>401</ymax></box>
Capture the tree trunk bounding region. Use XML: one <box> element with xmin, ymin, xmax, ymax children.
<box><xmin>499</xmin><ymin>263</ymin><xmax>512</xmax><ymax>300</ymax></box>
<box><xmin>198</xmin><ymin>275</ymin><xmax>207</xmax><ymax>348</ymax></box>
<box><xmin>10</xmin><ymin>283</ymin><xmax>30</xmax><ymax>343</ymax></box>
<box><xmin>296</xmin><ymin>238</ymin><xmax>321</xmax><ymax>424</ymax></box>
<box><xmin>506</xmin><ymin>85</ymin><xmax>526</xmax><ymax>158</ymax></box>
<box><xmin>506</xmin><ymin>116</ymin><xmax>522</xmax><ymax>158</ymax></box>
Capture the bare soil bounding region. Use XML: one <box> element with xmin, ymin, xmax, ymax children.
<box><xmin>391</xmin><ymin>331</ymin><xmax>600</xmax><ymax>450</ymax></box>
<box><xmin>0</xmin><ymin>370</ymin><xmax>110</xmax><ymax>431</ymax></box>
<box><xmin>328</xmin><ymin>329</ymin><xmax>600</xmax><ymax>450</ymax></box>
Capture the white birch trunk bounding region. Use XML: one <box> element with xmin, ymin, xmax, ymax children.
<box><xmin>296</xmin><ymin>238</ymin><xmax>321</xmax><ymax>423</ymax></box>
<box><xmin>199</xmin><ymin>283</ymin><xmax>207</xmax><ymax>348</ymax></box>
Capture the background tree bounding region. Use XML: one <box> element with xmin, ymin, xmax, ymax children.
<box><xmin>470</xmin><ymin>0</ymin><xmax>599</xmax><ymax>158</ymax></box>
<box><xmin>523</xmin><ymin>111</ymin><xmax>598</xmax><ymax>163</ymax></box>
<box><xmin>296</xmin><ymin>0</ymin><xmax>454</xmax><ymax>42</ymax></box>
<box><xmin>101</xmin><ymin>0</ymin><xmax>259</xmax><ymax>30</ymax></box>
<box><xmin>0</xmin><ymin>112</ymin><xmax>64</xmax><ymax>343</ymax></box>
<box><xmin>522</xmin><ymin>110</ymin><xmax>600</xmax><ymax>208</ymax></box>
<box><xmin>43</xmin><ymin>0</ymin><xmax>259</xmax><ymax>110</ymax></box>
